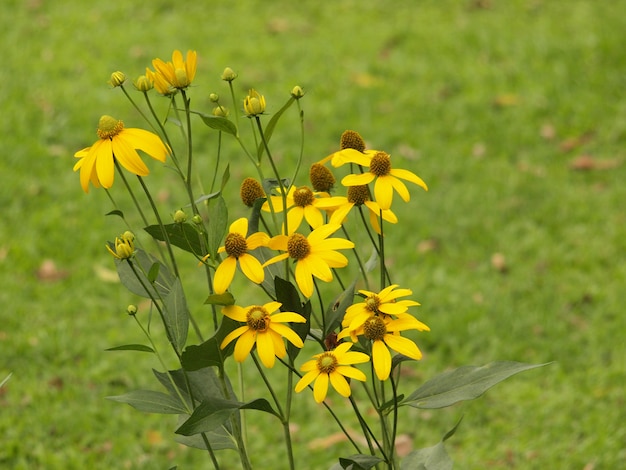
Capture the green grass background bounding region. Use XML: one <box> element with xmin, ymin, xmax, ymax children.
<box><xmin>2</xmin><ymin>0</ymin><xmax>625</xmax><ymax>468</ymax></box>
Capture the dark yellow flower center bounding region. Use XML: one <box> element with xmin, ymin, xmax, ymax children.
<box><xmin>240</xmin><ymin>177</ymin><xmax>265</xmax><ymax>207</ymax></box>
<box><xmin>97</xmin><ymin>115</ymin><xmax>124</xmax><ymax>140</ymax></box>
<box><xmin>309</xmin><ymin>163</ymin><xmax>336</xmax><ymax>192</ymax></box>
<box><xmin>347</xmin><ymin>185</ymin><xmax>370</xmax><ymax>206</ymax></box>
<box><xmin>317</xmin><ymin>352</ymin><xmax>338</xmax><ymax>374</ymax></box>
<box><xmin>370</xmin><ymin>152</ymin><xmax>392</xmax><ymax>177</ymax></box>
<box><xmin>365</xmin><ymin>295</ymin><xmax>381</xmax><ymax>312</ymax></box>
<box><xmin>224</xmin><ymin>232</ymin><xmax>248</xmax><ymax>258</ymax></box>
<box><xmin>287</xmin><ymin>233</ymin><xmax>311</xmax><ymax>260</ymax></box>
<box><xmin>246</xmin><ymin>306</ymin><xmax>270</xmax><ymax>331</ymax></box>
<box><xmin>293</xmin><ymin>186</ymin><xmax>315</xmax><ymax>207</ymax></box>
<box><xmin>340</xmin><ymin>130</ymin><xmax>366</xmax><ymax>152</ymax></box>
<box><xmin>363</xmin><ymin>315</ymin><xmax>387</xmax><ymax>341</ymax></box>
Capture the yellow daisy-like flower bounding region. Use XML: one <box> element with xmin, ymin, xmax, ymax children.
<box><xmin>73</xmin><ymin>115</ymin><xmax>169</xmax><ymax>193</ymax></box>
<box><xmin>295</xmin><ymin>342</ymin><xmax>369</xmax><ymax>403</ymax></box>
<box><xmin>338</xmin><ymin>314</ymin><xmax>430</xmax><ymax>381</ymax></box>
<box><xmin>342</xmin><ymin>284</ymin><xmax>421</xmax><ymax>332</ymax></box>
<box><xmin>106</xmin><ymin>231</ymin><xmax>135</xmax><ymax>260</ymax></box>
<box><xmin>263</xmin><ymin>224</ymin><xmax>355</xmax><ymax>298</ymax></box>
<box><xmin>315</xmin><ymin>185</ymin><xmax>397</xmax><ymax>235</ymax></box>
<box><xmin>150</xmin><ymin>50</ymin><xmax>197</xmax><ymax>92</ymax></box>
<box><xmin>220</xmin><ymin>301</ymin><xmax>306</xmax><ymax>368</ymax></box>
<box><xmin>244</xmin><ymin>89</ymin><xmax>266</xmax><ymax>116</ymax></box>
<box><xmin>262</xmin><ymin>185</ymin><xmax>331</xmax><ymax>234</ymax></box>
<box><xmin>334</xmin><ymin>149</ymin><xmax>428</xmax><ymax>210</ymax></box>
<box><xmin>212</xmin><ymin>218</ymin><xmax>269</xmax><ymax>294</ymax></box>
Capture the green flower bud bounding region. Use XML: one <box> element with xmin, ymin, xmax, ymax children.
<box><xmin>291</xmin><ymin>85</ymin><xmax>305</xmax><ymax>99</ymax></box>
<box><xmin>109</xmin><ymin>71</ymin><xmax>126</xmax><ymax>87</ymax></box>
<box><xmin>244</xmin><ymin>89</ymin><xmax>266</xmax><ymax>116</ymax></box>
<box><xmin>192</xmin><ymin>214</ymin><xmax>203</xmax><ymax>225</ymax></box>
<box><xmin>212</xmin><ymin>106</ymin><xmax>229</xmax><ymax>117</ymax></box>
<box><xmin>133</xmin><ymin>75</ymin><xmax>153</xmax><ymax>92</ymax></box>
<box><xmin>221</xmin><ymin>67</ymin><xmax>237</xmax><ymax>81</ymax></box>
<box><xmin>127</xmin><ymin>305</ymin><xmax>138</xmax><ymax>316</ymax></box>
<box><xmin>173</xmin><ymin>209</ymin><xmax>187</xmax><ymax>224</ymax></box>
<box><xmin>209</xmin><ymin>93</ymin><xmax>219</xmax><ymax>103</ymax></box>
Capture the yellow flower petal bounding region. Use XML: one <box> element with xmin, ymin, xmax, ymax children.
<box><xmin>213</xmin><ymin>256</ymin><xmax>238</xmax><ymax>294</ymax></box>
<box><xmin>230</xmin><ymin>217</ymin><xmax>249</xmax><ymax>236</ymax></box>
<box><xmin>238</xmin><ymin>253</ymin><xmax>265</xmax><ymax>284</ymax></box>
<box><xmin>387</xmin><ymin>175</ymin><xmax>411</xmax><ymax>203</ymax></box>
<box><xmin>341</xmin><ymin>172</ymin><xmax>375</xmax><ymax>187</ymax></box>
<box><xmin>286</xmin><ymin>207</ymin><xmax>305</xmax><ymax>234</ymax></box>
<box><xmin>335</xmin><ymin>365</ymin><xmax>367</xmax><ymax>381</ymax></box>
<box><xmin>313</xmin><ymin>371</ymin><xmax>330</xmax><ymax>403</ymax></box>
<box><xmin>270</xmin><ymin>322</ymin><xmax>304</xmax><ymax>348</ymax></box>
<box><xmin>256</xmin><ymin>331</ymin><xmax>276</xmax><ymax>368</ymax></box>
<box><xmin>390</xmin><ymin>168</ymin><xmax>428</xmax><ymax>191</ymax></box>
<box><xmin>373</xmin><ymin>176</ymin><xmax>394</xmax><ymax>210</ymax></box>
<box><xmin>247</xmin><ymin>232</ymin><xmax>269</xmax><ymax>250</ymax></box>
<box><xmin>220</xmin><ymin>325</ymin><xmax>249</xmax><ymax>349</ymax></box>
<box><xmin>303</xmin><ymin>204</ymin><xmax>324</xmax><ymax>229</ymax></box>
<box><xmin>384</xmin><ymin>334</ymin><xmax>422</xmax><ymax>360</ymax></box>
<box><xmin>271</xmin><ymin>312</ymin><xmax>306</xmax><ymax>323</ymax></box>
<box><xmin>295</xmin><ymin>369</ymin><xmax>320</xmax><ymax>392</ymax></box>
<box><xmin>294</xmin><ymin>259</ymin><xmax>314</xmax><ymax>298</ymax></box>
<box><xmin>95</xmin><ymin>140</ymin><xmax>115</xmax><ymax>188</ymax></box>
<box><xmin>372</xmin><ymin>340</ymin><xmax>392</xmax><ymax>380</ymax></box>
<box><xmin>233</xmin><ymin>329</ymin><xmax>257</xmax><ymax>362</ymax></box>
<box><xmin>329</xmin><ymin>371</ymin><xmax>351</xmax><ymax>397</ymax></box>
<box><xmin>121</xmin><ymin>128</ymin><xmax>169</xmax><ymax>162</ymax></box>
<box><xmin>112</xmin><ymin>133</ymin><xmax>150</xmax><ymax>176</ymax></box>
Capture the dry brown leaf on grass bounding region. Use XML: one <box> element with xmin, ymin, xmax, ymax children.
<box><xmin>568</xmin><ymin>155</ymin><xmax>622</xmax><ymax>171</ymax></box>
<box><xmin>36</xmin><ymin>259</ymin><xmax>68</xmax><ymax>282</ymax></box>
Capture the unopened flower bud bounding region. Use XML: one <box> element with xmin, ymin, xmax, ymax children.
<box><xmin>309</xmin><ymin>163</ymin><xmax>336</xmax><ymax>192</ymax></box>
<box><xmin>109</xmin><ymin>71</ymin><xmax>126</xmax><ymax>87</ymax></box>
<box><xmin>107</xmin><ymin>232</ymin><xmax>135</xmax><ymax>260</ymax></box>
<box><xmin>213</xmin><ymin>106</ymin><xmax>229</xmax><ymax>117</ymax></box>
<box><xmin>240</xmin><ymin>177</ymin><xmax>265</xmax><ymax>207</ymax></box>
<box><xmin>340</xmin><ymin>130</ymin><xmax>366</xmax><ymax>152</ymax></box>
<box><xmin>133</xmin><ymin>75</ymin><xmax>153</xmax><ymax>92</ymax></box>
<box><xmin>192</xmin><ymin>214</ymin><xmax>203</xmax><ymax>225</ymax></box>
<box><xmin>127</xmin><ymin>305</ymin><xmax>138</xmax><ymax>316</ymax></box>
<box><xmin>291</xmin><ymin>85</ymin><xmax>305</xmax><ymax>99</ymax></box>
<box><xmin>221</xmin><ymin>67</ymin><xmax>237</xmax><ymax>82</ymax></box>
<box><xmin>122</xmin><ymin>231</ymin><xmax>135</xmax><ymax>243</ymax></box>
<box><xmin>244</xmin><ymin>89</ymin><xmax>266</xmax><ymax>116</ymax></box>
<box><xmin>209</xmin><ymin>93</ymin><xmax>219</xmax><ymax>103</ymax></box>
<box><xmin>173</xmin><ymin>209</ymin><xmax>187</xmax><ymax>224</ymax></box>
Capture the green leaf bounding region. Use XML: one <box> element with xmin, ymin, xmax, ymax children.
<box><xmin>204</xmin><ymin>292</ymin><xmax>235</xmax><ymax>306</ymax></box>
<box><xmin>147</xmin><ymin>262</ymin><xmax>160</xmax><ymax>283</ymax></box>
<box><xmin>105</xmin><ymin>344</ymin><xmax>155</xmax><ymax>353</ymax></box>
<box><xmin>153</xmin><ymin>367</ymin><xmax>236</xmax><ymax>409</ymax></box>
<box><xmin>325</xmin><ymin>281</ymin><xmax>356</xmax><ymax>336</ymax></box>
<box><xmin>206</xmin><ymin>196</ymin><xmax>228</xmax><ymax>260</ymax></box>
<box><xmin>331</xmin><ymin>454</ymin><xmax>384</xmax><ymax>470</ymax></box>
<box><xmin>400</xmin><ymin>419</ymin><xmax>461</xmax><ymax>470</ymax></box>
<box><xmin>174</xmin><ymin>424</ymin><xmax>236</xmax><ymax>451</ymax></box>
<box><xmin>176</xmin><ymin>397</ymin><xmax>241</xmax><ymax>436</ymax></box>
<box><xmin>257</xmin><ymin>96</ymin><xmax>295</xmax><ymax>159</ymax></box>
<box><xmin>274</xmin><ymin>277</ymin><xmax>311</xmax><ymax>361</ymax></box>
<box><xmin>198</xmin><ymin>113</ymin><xmax>238</xmax><ymax>136</ymax></box>
<box><xmin>144</xmin><ymin>223</ymin><xmax>204</xmax><ymax>257</ymax></box>
<box><xmin>220</xmin><ymin>163</ymin><xmax>230</xmax><ymax>191</ymax></box>
<box><xmin>105</xmin><ymin>209</ymin><xmax>124</xmax><ymax>219</ymax></box>
<box><xmin>107</xmin><ymin>390</ymin><xmax>186</xmax><ymax>414</ymax></box>
<box><xmin>163</xmin><ymin>278</ymin><xmax>189</xmax><ymax>355</ymax></box>
<box><xmin>401</xmin><ymin>361</ymin><xmax>549</xmax><ymax>409</ymax></box>
<box><xmin>247</xmin><ymin>195</ymin><xmax>267</xmax><ymax>233</ymax></box>
<box><xmin>116</xmin><ymin>249</ymin><xmax>173</xmax><ymax>298</ymax></box>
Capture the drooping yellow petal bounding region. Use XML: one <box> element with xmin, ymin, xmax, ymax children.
<box><xmin>294</xmin><ymin>259</ymin><xmax>314</xmax><ymax>298</ymax></box>
<box><xmin>233</xmin><ymin>329</ymin><xmax>257</xmax><ymax>362</ymax></box>
<box><xmin>94</xmin><ymin>139</ymin><xmax>115</xmax><ymax>188</ymax></box>
<box><xmin>341</xmin><ymin>172</ymin><xmax>375</xmax><ymax>187</ymax></box>
<box><xmin>112</xmin><ymin>133</ymin><xmax>150</xmax><ymax>176</ymax></box>
<box><xmin>270</xmin><ymin>322</ymin><xmax>304</xmax><ymax>348</ymax></box>
<box><xmin>220</xmin><ymin>325</ymin><xmax>249</xmax><ymax>349</ymax></box>
<box><xmin>121</xmin><ymin>128</ymin><xmax>168</xmax><ymax>162</ymax></box>
<box><xmin>213</xmin><ymin>256</ymin><xmax>238</xmax><ymax>294</ymax></box>
<box><xmin>329</xmin><ymin>371</ymin><xmax>351</xmax><ymax>397</ymax></box>
<box><xmin>373</xmin><ymin>176</ymin><xmax>394</xmax><ymax>210</ymax></box>
<box><xmin>313</xmin><ymin>371</ymin><xmax>330</xmax><ymax>403</ymax></box>
<box><xmin>383</xmin><ymin>334</ymin><xmax>422</xmax><ymax>360</ymax></box>
<box><xmin>271</xmin><ymin>312</ymin><xmax>307</xmax><ymax>323</ymax></box>
<box><xmin>221</xmin><ymin>304</ymin><xmax>247</xmax><ymax>322</ymax></box>
<box><xmin>256</xmin><ymin>331</ymin><xmax>276</xmax><ymax>368</ymax></box>
<box><xmin>186</xmin><ymin>50</ymin><xmax>197</xmax><ymax>83</ymax></box>
<box><xmin>286</xmin><ymin>207</ymin><xmax>305</xmax><ymax>234</ymax></box>
<box><xmin>303</xmin><ymin>205</ymin><xmax>325</xmax><ymax>229</ymax></box>
<box><xmin>307</xmin><ymin>256</ymin><xmax>334</xmax><ymax>282</ymax></box>
<box><xmin>295</xmin><ymin>369</ymin><xmax>320</xmax><ymax>393</ymax></box>
<box><xmin>331</xmin><ymin>148</ymin><xmax>373</xmax><ymax>167</ymax></box>
<box><xmin>247</xmin><ymin>232</ymin><xmax>269</xmax><ymax>250</ymax></box>
<box><xmin>388</xmin><ymin>175</ymin><xmax>411</xmax><ymax>203</ymax></box>
<box><xmin>335</xmin><ymin>365</ymin><xmax>367</xmax><ymax>381</ymax></box>
<box><xmin>316</xmin><ymin>250</ymin><xmax>349</xmax><ymax>268</ymax></box>
<box><xmin>238</xmin><ymin>254</ymin><xmax>264</xmax><ymax>284</ymax></box>
<box><xmin>372</xmin><ymin>340</ymin><xmax>392</xmax><ymax>380</ymax></box>
<box><xmin>390</xmin><ymin>168</ymin><xmax>428</xmax><ymax>191</ymax></box>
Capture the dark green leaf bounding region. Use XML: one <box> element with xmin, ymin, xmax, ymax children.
<box><xmin>275</xmin><ymin>277</ymin><xmax>311</xmax><ymax>361</ymax></box>
<box><xmin>175</xmin><ymin>425</ymin><xmax>235</xmax><ymax>451</ymax></box>
<box><xmin>400</xmin><ymin>419</ymin><xmax>461</xmax><ymax>470</ymax></box>
<box><xmin>198</xmin><ymin>114</ymin><xmax>238</xmax><ymax>136</ymax></box>
<box><xmin>325</xmin><ymin>281</ymin><xmax>356</xmax><ymax>336</ymax></box>
<box><xmin>176</xmin><ymin>397</ymin><xmax>241</xmax><ymax>436</ymax></box>
<box><xmin>220</xmin><ymin>163</ymin><xmax>230</xmax><ymax>191</ymax></box>
<box><xmin>181</xmin><ymin>337</ymin><xmax>222</xmax><ymax>370</ymax></box>
<box><xmin>153</xmin><ymin>367</ymin><xmax>236</xmax><ymax>409</ymax></box>
<box><xmin>163</xmin><ymin>278</ymin><xmax>189</xmax><ymax>355</ymax></box>
<box><xmin>144</xmin><ymin>223</ymin><xmax>204</xmax><ymax>256</ymax></box>
<box><xmin>206</xmin><ymin>196</ymin><xmax>228</xmax><ymax>260</ymax></box>
<box><xmin>401</xmin><ymin>361</ymin><xmax>549</xmax><ymax>409</ymax></box>
<box><xmin>107</xmin><ymin>390</ymin><xmax>186</xmax><ymax>414</ymax></box>
<box><xmin>336</xmin><ymin>454</ymin><xmax>385</xmax><ymax>470</ymax></box>
<box><xmin>105</xmin><ymin>344</ymin><xmax>155</xmax><ymax>353</ymax></box>
<box><xmin>204</xmin><ymin>292</ymin><xmax>235</xmax><ymax>306</ymax></box>
<box><xmin>105</xmin><ymin>209</ymin><xmax>125</xmax><ymax>219</ymax></box>
<box><xmin>116</xmin><ymin>249</ymin><xmax>173</xmax><ymax>298</ymax></box>
<box><xmin>239</xmin><ymin>398</ymin><xmax>279</xmax><ymax>418</ymax></box>
<box><xmin>247</xmin><ymin>196</ymin><xmax>267</xmax><ymax>234</ymax></box>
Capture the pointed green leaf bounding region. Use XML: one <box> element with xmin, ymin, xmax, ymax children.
<box><xmin>144</xmin><ymin>223</ymin><xmax>204</xmax><ymax>256</ymax></box>
<box><xmin>257</xmin><ymin>96</ymin><xmax>295</xmax><ymax>159</ymax></box>
<box><xmin>401</xmin><ymin>361</ymin><xmax>549</xmax><ymax>409</ymax></box>
<box><xmin>400</xmin><ymin>419</ymin><xmax>461</xmax><ymax>470</ymax></box>
<box><xmin>163</xmin><ymin>278</ymin><xmax>189</xmax><ymax>355</ymax></box>
<box><xmin>116</xmin><ymin>249</ymin><xmax>173</xmax><ymax>298</ymax></box>
<box><xmin>325</xmin><ymin>281</ymin><xmax>356</xmax><ymax>336</ymax></box>
<box><xmin>274</xmin><ymin>277</ymin><xmax>311</xmax><ymax>361</ymax></box>
<box><xmin>333</xmin><ymin>454</ymin><xmax>385</xmax><ymax>470</ymax></box>
<box><xmin>175</xmin><ymin>397</ymin><xmax>242</xmax><ymax>436</ymax></box>
<box><xmin>198</xmin><ymin>114</ymin><xmax>238</xmax><ymax>136</ymax></box>
<box><xmin>220</xmin><ymin>163</ymin><xmax>230</xmax><ymax>191</ymax></box>
<box><xmin>107</xmin><ymin>390</ymin><xmax>186</xmax><ymax>414</ymax></box>
<box><xmin>105</xmin><ymin>209</ymin><xmax>125</xmax><ymax>219</ymax></box>
<box><xmin>207</xmin><ymin>196</ymin><xmax>228</xmax><ymax>260</ymax></box>
<box><xmin>147</xmin><ymin>262</ymin><xmax>160</xmax><ymax>283</ymax></box>
<box><xmin>247</xmin><ymin>196</ymin><xmax>267</xmax><ymax>234</ymax></box>
<box><xmin>153</xmin><ymin>367</ymin><xmax>236</xmax><ymax>409</ymax></box>
<box><xmin>105</xmin><ymin>344</ymin><xmax>155</xmax><ymax>353</ymax></box>
<box><xmin>204</xmin><ymin>292</ymin><xmax>235</xmax><ymax>306</ymax></box>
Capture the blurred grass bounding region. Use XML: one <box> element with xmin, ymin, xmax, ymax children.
<box><xmin>1</xmin><ymin>0</ymin><xmax>625</xmax><ymax>468</ymax></box>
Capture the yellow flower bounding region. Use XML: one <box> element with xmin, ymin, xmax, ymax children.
<box><xmin>342</xmin><ymin>284</ymin><xmax>421</xmax><ymax>332</ymax></box>
<box><xmin>213</xmin><ymin>218</ymin><xmax>269</xmax><ymax>294</ymax></box>
<box><xmin>338</xmin><ymin>314</ymin><xmax>430</xmax><ymax>381</ymax></box>
<box><xmin>263</xmin><ymin>224</ymin><xmax>355</xmax><ymax>298</ymax></box>
<box><xmin>262</xmin><ymin>185</ymin><xmax>331</xmax><ymax>234</ymax></box>
<box><xmin>106</xmin><ymin>231</ymin><xmax>135</xmax><ymax>260</ymax></box>
<box><xmin>150</xmin><ymin>50</ymin><xmax>197</xmax><ymax>91</ymax></box>
<box><xmin>315</xmin><ymin>185</ymin><xmax>397</xmax><ymax>235</ymax></box>
<box><xmin>335</xmin><ymin>150</ymin><xmax>428</xmax><ymax>210</ymax></box>
<box><xmin>295</xmin><ymin>342</ymin><xmax>369</xmax><ymax>403</ymax></box>
<box><xmin>244</xmin><ymin>89</ymin><xmax>266</xmax><ymax>116</ymax></box>
<box><xmin>220</xmin><ymin>301</ymin><xmax>306</xmax><ymax>368</ymax></box>
<box><xmin>73</xmin><ymin>115</ymin><xmax>169</xmax><ymax>193</ymax></box>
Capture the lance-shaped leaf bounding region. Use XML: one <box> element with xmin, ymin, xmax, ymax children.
<box><xmin>153</xmin><ymin>367</ymin><xmax>236</xmax><ymax>409</ymax></box>
<box><xmin>198</xmin><ymin>113</ymin><xmax>238</xmax><ymax>136</ymax></box>
<box><xmin>329</xmin><ymin>454</ymin><xmax>385</xmax><ymax>470</ymax></box>
<box><xmin>324</xmin><ymin>281</ymin><xmax>356</xmax><ymax>336</ymax></box>
<box><xmin>257</xmin><ymin>96</ymin><xmax>295</xmax><ymax>159</ymax></box>
<box><xmin>105</xmin><ymin>344</ymin><xmax>155</xmax><ymax>353</ymax></box>
<box><xmin>206</xmin><ymin>196</ymin><xmax>228</xmax><ymax>260</ymax></box>
<box><xmin>400</xmin><ymin>418</ymin><xmax>461</xmax><ymax>470</ymax></box>
<box><xmin>400</xmin><ymin>361</ymin><xmax>549</xmax><ymax>409</ymax></box>
<box><xmin>107</xmin><ymin>390</ymin><xmax>187</xmax><ymax>414</ymax></box>
<box><xmin>162</xmin><ymin>278</ymin><xmax>189</xmax><ymax>355</ymax></box>
<box><xmin>144</xmin><ymin>223</ymin><xmax>204</xmax><ymax>257</ymax></box>
<box><xmin>181</xmin><ymin>316</ymin><xmax>240</xmax><ymax>371</ymax></box>
<box><xmin>116</xmin><ymin>249</ymin><xmax>173</xmax><ymax>298</ymax></box>
<box><xmin>274</xmin><ymin>277</ymin><xmax>311</xmax><ymax>361</ymax></box>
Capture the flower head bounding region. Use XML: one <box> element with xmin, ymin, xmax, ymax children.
<box><xmin>220</xmin><ymin>301</ymin><xmax>306</xmax><ymax>368</ymax></box>
<box><xmin>109</xmin><ymin>71</ymin><xmax>126</xmax><ymax>87</ymax></box>
<box><xmin>150</xmin><ymin>50</ymin><xmax>197</xmax><ymax>92</ymax></box>
<box><xmin>240</xmin><ymin>177</ymin><xmax>265</xmax><ymax>207</ymax></box>
<box><xmin>337</xmin><ymin>151</ymin><xmax>428</xmax><ymax>210</ymax></box>
<box><xmin>244</xmin><ymin>89</ymin><xmax>266</xmax><ymax>116</ymax></box>
<box><xmin>262</xmin><ymin>185</ymin><xmax>331</xmax><ymax>233</ymax></box>
<box><xmin>309</xmin><ymin>163</ymin><xmax>336</xmax><ymax>193</ymax></box>
<box><xmin>212</xmin><ymin>218</ymin><xmax>269</xmax><ymax>294</ymax></box>
<box><xmin>295</xmin><ymin>342</ymin><xmax>369</xmax><ymax>403</ymax></box>
<box><xmin>264</xmin><ymin>224</ymin><xmax>354</xmax><ymax>298</ymax></box>
<box><xmin>73</xmin><ymin>115</ymin><xmax>169</xmax><ymax>192</ymax></box>
<box><xmin>106</xmin><ymin>231</ymin><xmax>135</xmax><ymax>260</ymax></box>
<box><xmin>338</xmin><ymin>314</ymin><xmax>430</xmax><ymax>380</ymax></box>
